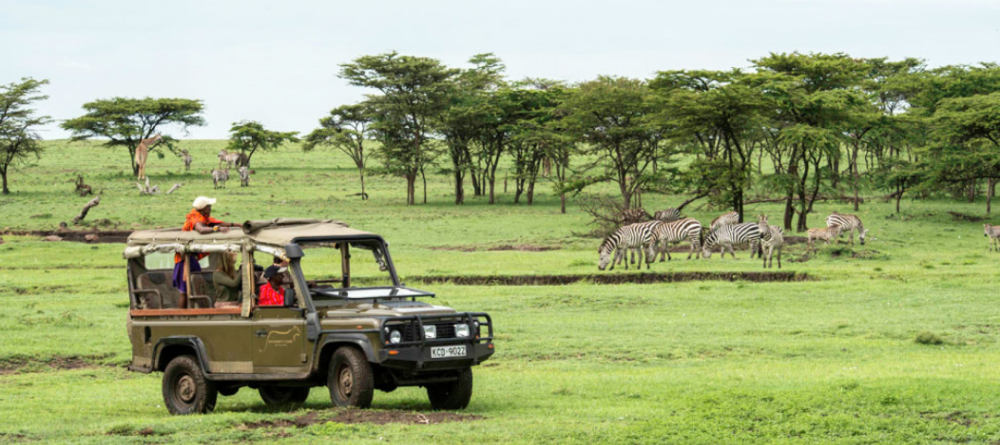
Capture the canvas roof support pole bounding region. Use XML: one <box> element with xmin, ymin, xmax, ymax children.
<box><xmin>341</xmin><ymin>242</ymin><xmax>351</xmax><ymax>288</ymax></box>
<box><xmin>241</xmin><ymin>240</ymin><xmax>254</xmax><ymax>318</ymax></box>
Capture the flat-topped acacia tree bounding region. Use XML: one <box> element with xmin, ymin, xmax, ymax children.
<box><xmin>226</xmin><ymin>120</ymin><xmax>299</xmax><ymax>168</ymax></box>
<box><xmin>303</xmin><ymin>103</ymin><xmax>373</xmax><ymax>199</ymax></box>
<box><xmin>62</xmin><ymin>97</ymin><xmax>204</xmax><ymax>177</ymax></box>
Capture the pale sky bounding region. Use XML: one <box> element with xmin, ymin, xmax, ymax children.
<box><xmin>2</xmin><ymin>0</ymin><xmax>998</xmax><ymax>139</ymax></box>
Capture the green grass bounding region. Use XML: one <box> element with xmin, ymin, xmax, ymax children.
<box><xmin>2</xmin><ymin>140</ymin><xmax>1000</xmax><ymax>443</ymax></box>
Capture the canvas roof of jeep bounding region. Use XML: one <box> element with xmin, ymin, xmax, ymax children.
<box><xmin>123</xmin><ymin>218</ymin><xmax>377</xmax><ymax>259</ymax></box>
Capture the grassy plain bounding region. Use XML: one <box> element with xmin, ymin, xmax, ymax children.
<box><xmin>2</xmin><ymin>140</ymin><xmax>1000</xmax><ymax>444</ymax></box>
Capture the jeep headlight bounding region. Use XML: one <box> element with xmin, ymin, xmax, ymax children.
<box><xmin>389</xmin><ymin>330</ymin><xmax>402</xmax><ymax>344</ymax></box>
<box><xmin>455</xmin><ymin>323</ymin><xmax>470</xmax><ymax>338</ymax></box>
<box><xmin>423</xmin><ymin>325</ymin><xmax>437</xmax><ymax>339</ymax></box>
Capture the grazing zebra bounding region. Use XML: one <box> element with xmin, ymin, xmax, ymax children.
<box><xmin>653</xmin><ymin>208</ymin><xmax>681</xmax><ymax>222</ymax></box>
<box><xmin>807</xmin><ymin>225</ymin><xmax>842</xmax><ymax>252</ymax></box>
<box><xmin>238</xmin><ymin>166</ymin><xmax>252</xmax><ymax>187</ymax></box>
<box><xmin>598</xmin><ymin>223</ymin><xmax>656</xmax><ymax>271</ymax></box>
<box><xmin>710</xmin><ymin>211</ymin><xmax>739</xmax><ymax>230</ymax></box>
<box><xmin>212</xmin><ymin>169</ymin><xmax>229</xmax><ymax>189</ymax></box>
<box><xmin>826</xmin><ymin>212</ymin><xmax>869</xmax><ymax>245</ymax></box>
<box><xmin>649</xmin><ymin>217</ymin><xmax>702</xmax><ymax>261</ymax></box>
<box><xmin>757</xmin><ymin>215</ymin><xmax>784</xmax><ymax>269</ymax></box>
<box><xmin>620</xmin><ymin>208</ymin><xmax>652</xmax><ymax>225</ymax></box>
<box><xmin>701</xmin><ymin>223</ymin><xmax>760</xmax><ymax>259</ymax></box>
<box><xmin>181</xmin><ymin>149</ymin><xmax>192</xmax><ymax>171</ymax></box>
<box><xmin>985</xmin><ymin>224</ymin><xmax>1000</xmax><ymax>252</ymax></box>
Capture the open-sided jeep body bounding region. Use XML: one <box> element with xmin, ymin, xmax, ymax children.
<box><xmin>124</xmin><ymin>218</ymin><xmax>495</xmax><ymax>414</ymax></box>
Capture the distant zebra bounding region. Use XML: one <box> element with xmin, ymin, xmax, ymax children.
<box><xmin>649</xmin><ymin>217</ymin><xmax>702</xmax><ymax>261</ymax></box>
<box><xmin>807</xmin><ymin>225</ymin><xmax>842</xmax><ymax>252</ymax></box>
<box><xmin>238</xmin><ymin>166</ymin><xmax>252</xmax><ymax>187</ymax></box>
<box><xmin>985</xmin><ymin>224</ymin><xmax>1000</xmax><ymax>252</ymax></box>
<box><xmin>653</xmin><ymin>208</ymin><xmax>681</xmax><ymax>222</ymax></box>
<box><xmin>212</xmin><ymin>169</ymin><xmax>229</xmax><ymax>189</ymax></box>
<box><xmin>826</xmin><ymin>212</ymin><xmax>868</xmax><ymax>245</ymax></box>
<box><xmin>757</xmin><ymin>215</ymin><xmax>784</xmax><ymax>269</ymax></box>
<box><xmin>621</xmin><ymin>208</ymin><xmax>652</xmax><ymax>225</ymax></box>
<box><xmin>710</xmin><ymin>211</ymin><xmax>739</xmax><ymax>230</ymax></box>
<box><xmin>702</xmin><ymin>223</ymin><xmax>760</xmax><ymax>259</ymax></box>
<box><xmin>598</xmin><ymin>223</ymin><xmax>656</xmax><ymax>271</ymax></box>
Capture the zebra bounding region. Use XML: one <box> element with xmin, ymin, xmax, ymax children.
<box><xmin>757</xmin><ymin>215</ymin><xmax>784</xmax><ymax>269</ymax></box>
<box><xmin>826</xmin><ymin>212</ymin><xmax>868</xmax><ymax>245</ymax></box>
<box><xmin>598</xmin><ymin>223</ymin><xmax>656</xmax><ymax>271</ymax></box>
<box><xmin>620</xmin><ymin>208</ymin><xmax>652</xmax><ymax>225</ymax></box>
<box><xmin>710</xmin><ymin>211</ymin><xmax>739</xmax><ymax>230</ymax></box>
<box><xmin>181</xmin><ymin>149</ymin><xmax>192</xmax><ymax>171</ymax></box>
<box><xmin>701</xmin><ymin>223</ymin><xmax>760</xmax><ymax>259</ymax></box>
<box><xmin>653</xmin><ymin>208</ymin><xmax>681</xmax><ymax>222</ymax></box>
<box><xmin>985</xmin><ymin>224</ymin><xmax>1000</xmax><ymax>252</ymax></box>
<box><xmin>212</xmin><ymin>169</ymin><xmax>229</xmax><ymax>189</ymax></box>
<box><xmin>807</xmin><ymin>225</ymin><xmax>842</xmax><ymax>252</ymax></box>
<box><xmin>648</xmin><ymin>218</ymin><xmax>702</xmax><ymax>261</ymax></box>
<box><xmin>238</xmin><ymin>166</ymin><xmax>252</xmax><ymax>187</ymax></box>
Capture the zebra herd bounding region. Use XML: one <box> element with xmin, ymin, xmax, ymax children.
<box><xmin>598</xmin><ymin>209</ymin><xmax>870</xmax><ymax>271</ymax></box>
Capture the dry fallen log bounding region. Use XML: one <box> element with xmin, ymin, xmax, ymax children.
<box><xmin>43</xmin><ymin>235</ymin><xmax>63</xmax><ymax>242</ymax></box>
<box><xmin>73</xmin><ymin>196</ymin><xmax>100</xmax><ymax>225</ymax></box>
<box><xmin>166</xmin><ymin>183</ymin><xmax>183</xmax><ymax>195</ymax></box>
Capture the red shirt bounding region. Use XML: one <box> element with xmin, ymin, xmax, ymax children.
<box><xmin>174</xmin><ymin>209</ymin><xmax>225</xmax><ymax>263</ymax></box>
<box><xmin>259</xmin><ymin>283</ymin><xmax>283</xmax><ymax>306</ymax></box>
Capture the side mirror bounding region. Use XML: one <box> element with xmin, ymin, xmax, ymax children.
<box><xmin>283</xmin><ymin>288</ymin><xmax>296</xmax><ymax>307</ymax></box>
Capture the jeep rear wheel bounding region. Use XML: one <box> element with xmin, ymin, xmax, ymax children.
<box><xmin>426</xmin><ymin>368</ymin><xmax>473</xmax><ymax>410</ymax></box>
<box><xmin>259</xmin><ymin>387</ymin><xmax>310</xmax><ymax>407</ymax></box>
<box><xmin>327</xmin><ymin>347</ymin><xmax>374</xmax><ymax>408</ymax></box>
<box><xmin>162</xmin><ymin>355</ymin><xmax>217</xmax><ymax>415</ymax></box>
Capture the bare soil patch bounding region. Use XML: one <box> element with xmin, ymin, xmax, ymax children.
<box><xmin>430</xmin><ymin>244</ymin><xmax>559</xmax><ymax>252</ymax></box>
<box><xmin>408</xmin><ymin>271</ymin><xmax>811</xmax><ymax>286</ymax></box>
<box><xmin>947</xmin><ymin>211</ymin><xmax>986</xmax><ymax>222</ymax></box>
<box><xmin>6</xmin><ymin>229</ymin><xmax>131</xmax><ymax>243</ymax></box>
<box><xmin>240</xmin><ymin>409</ymin><xmax>481</xmax><ymax>429</ymax></box>
<box><xmin>0</xmin><ymin>355</ymin><xmax>112</xmax><ymax>375</ymax></box>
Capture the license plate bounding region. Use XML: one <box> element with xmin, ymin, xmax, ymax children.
<box><xmin>430</xmin><ymin>345</ymin><xmax>466</xmax><ymax>359</ymax></box>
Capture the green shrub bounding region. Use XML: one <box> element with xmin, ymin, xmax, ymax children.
<box><xmin>915</xmin><ymin>331</ymin><xmax>944</xmax><ymax>345</ymax></box>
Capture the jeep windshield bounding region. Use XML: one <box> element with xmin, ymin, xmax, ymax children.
<box><xmin>296</xmin><ymin>238</ymin><xmax>433</xmax><ymax>303</ymax></box>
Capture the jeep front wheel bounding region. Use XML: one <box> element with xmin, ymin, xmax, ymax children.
<box><xmin>327</xmin><ymin>347</ymin><xmax>374</xmax><ymax>408</ymax></box>
<box><xmin>426</xmin><ymin>368</ymin><xmax>473</xmax><ymax>410</ymax></box>
<box><xmin>259</xmin><ymin>387</ymin><xmax>310</xmax><ymax>407</ymax></box>
<box><xmin>162</xmin><ymin>355</ymin><xmax>217</xmax><ymax>415</ymax></box>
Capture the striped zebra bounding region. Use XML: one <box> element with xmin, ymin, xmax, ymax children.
<box><xmin>598</xmin><ymin>223</ymin><xmax>656</xmax><ymax>271</ymax></box>
<box><xmin>826</xmin><ymin>212</ymin><xmax>868</xmax><ymax>245</ymax></box>
<box><xmin>648</xmin><ymin>218</ymin><xmax>702</xmax><ymax>261</ymax></box>
<box><xmin>621</xmin><ymin>208</ymin><xmax>652</xmax><ymax>225</ymax></box>
<box><xmin>757</xmin><ymin>215</ymin><xmax>784</xmax><ymax>269</ymax></box>
<box><xmin>807</xmin><ymin>225</ymin><xmax>841</xmax><ymax>252</ymax></box>
<box><xmin>701</xmin><ymin>223</ymin><xmax>760</xmax><ymax>259</ymax></box>
<box><xmin>653</xmin><ymin>208</ymin><xmax>681</xmax><ymax>223</ymax></box>
<box><xmin>710</xmin><ymin>211</ymin><xmax>739</xmax><ymax>230</ymax></box>
<box><xmin>985</xmin><ymin>224</ymin><xmax>1000</xmax><ymax>252</ymax></box>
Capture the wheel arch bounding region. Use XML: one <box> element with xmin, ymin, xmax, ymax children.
<box><xmin>315</xmin><ymin>334</ymin><xmax>377</xmax><ymax>374</ymax></box>
<box><xmin>154</xmin><ymin>337</ymin><xmax>210</xmax><ymax>372</ymax></box>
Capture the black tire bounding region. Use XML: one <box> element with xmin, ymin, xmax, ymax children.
<box><xmin>426</xmin><ymin>368</ymin><xmax>473</xmax><ymax>410</ymax></box>
<box><xmin>327</xmin><ymin>347</ymin><xmax>374</xmax><ymax>408</ymax></box>
<box><xmin>218</xmin><ymin>386</ymin><xmax>240</xmax><ymax>397</ymax></box>
<box><xmin>259</xmin><ymin>386</ymin><xmax>310</xmax><ymax>407</ymax></box>
<box><xmin>162</xmin><ymin>355</ymin><xmax>217</xmax><ymax>415</ymax></box>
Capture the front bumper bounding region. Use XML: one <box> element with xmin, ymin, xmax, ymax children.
<box><xmin>376</xmin><ymin>312</ymin><xmax>494</xmax><ymax>370</ymax></box>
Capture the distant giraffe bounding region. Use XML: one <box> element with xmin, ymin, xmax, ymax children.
<box><xmin>135</xmin><ymin>134</ymin><xmax>163</xmax><ymax>180</ymax></box>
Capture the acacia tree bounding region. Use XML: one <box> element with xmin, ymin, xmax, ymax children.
<box><xmin>304</xmin><ymin>103</ymin><xmax>373</xmax><ymax>199</ymax></box>
<box><xmin>340</xmin><ymin>52</ymin><xmax>456</xmax><ymax>205</ymax></box>
<box><xmin>563</xmin><ymin>76</ymin><xmax>658</xmax><ymax>209</ymax></box>
<box><xmin>62</xmin><ymin>97</ymin><xmax>204</xmax><ymax>176</ymax></box>
<box><xmin>227</xmin><ymin>121</ymin><xmax>299</xmax><ymax>167</ymax></box>
<box><xmin>0</xmin><ymin>78</ymin><xmax>50</xmax><ymax>194</ymax></box>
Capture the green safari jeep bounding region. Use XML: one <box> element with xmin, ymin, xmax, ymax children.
<box><xmin>124</xmin><ymin>218</ymin><xmax>495</xmax><ymax>414</ymax></box>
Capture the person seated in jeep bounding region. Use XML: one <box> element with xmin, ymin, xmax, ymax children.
<box><xmin>172</xmin><ymin>197</ymin><xmax>239</xmax><ymax>295</ymax></box>
<box><xmin>212</xmin><ymin>251</ymin><xmax>242</xmax><ymax>308</ymax></box>
<box><xmin>258</xmin><ymin>265</ymin><xmax>286</xmax><ymax>306</ymax></box>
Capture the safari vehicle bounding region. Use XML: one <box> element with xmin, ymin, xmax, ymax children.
<box><xmin>124</xmin><ymin>218</ymin><xmax>495</xmax><ymax>415</ymax></box>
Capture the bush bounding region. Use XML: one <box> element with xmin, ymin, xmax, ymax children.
<box><xmin>915</xmin><ymin>331</ymin><xmax>944</xmax><ymax>345</ymax></box>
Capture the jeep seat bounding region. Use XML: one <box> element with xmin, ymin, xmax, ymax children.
<box><xmin>188</xmin><ymin>274</ymin><xmax>213</xmax><ymax>309</ymax></box>
<box><xmin>136</xmin><ymin>272</ymin><xmax>182</xmax><ymax>309</ymax></box>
